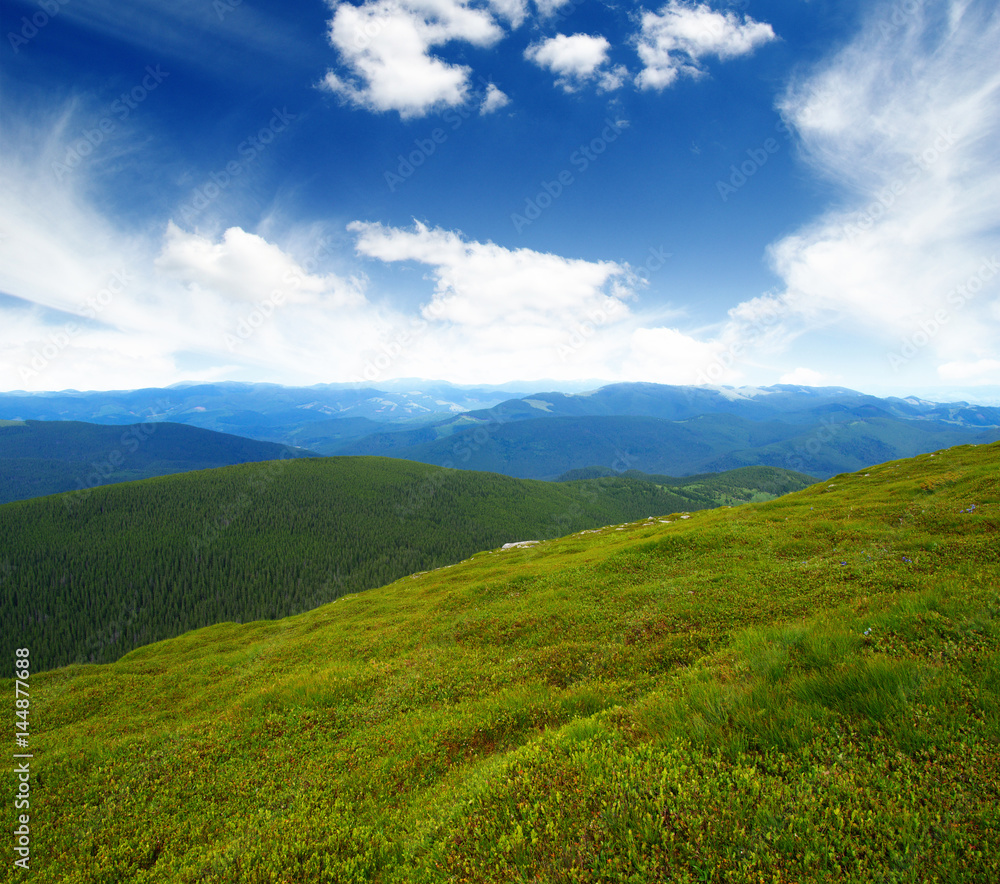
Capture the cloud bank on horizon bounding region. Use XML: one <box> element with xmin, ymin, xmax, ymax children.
<box><xmin>1</xmin><ymin>0</ymin><xmax>999</xmax><ymax>402</ymax></box>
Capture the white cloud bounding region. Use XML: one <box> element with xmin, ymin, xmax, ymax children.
<box><xmin>155</xmin><ymin>223</ymin><xmax>365</xmax><ymax>309</ymax></box>
<box><xmin>598</xmin><ymin>64</ymin><xmax>629</xmax><ymax>93</ymax></box>
<box><xmin>525</xmin><ymin>33</ymin><xmax>622</xmax><ymax>93</ymax></box>
<box><xmin>347</xmin><ymin>220</ymin><xmax>641</xmax><ymax>380</ymax></box>
<box><xmin>526</xmin><ymin>33</ymin><xmax>609</xmax><ymax>78</ymax></box>
<box><xmin>487</xmin><ymin>0</ymin><xmax>528</xmax><ymax>27</ymax></box>
<box><xmin>321</xmin><ymin>1</ymin><xmax>776</xmax><ymax>111</ymax></box>
<box><xmin>624</xmin><ymin>327</ymin><xmax>735</xmax><ymax>385</ymax></box>
<box><xmin>761</xmin><ymin>0</ymin><xmax>1000</xmax><ymax>383</ymax></box>
<box><xmin>612</xmin><ymin>2</ymin><xmax>1000</xmax><ymax>393</ymax></box>
<box><xmin>938</xmin><ymin>358</ymin><xmax>1000</xmax><ymax>383</ymax></box>
<box><xmin>0</xmin><ymin>112</ymin><xmax>393</xmax><ymax>390</ymax></box>
<box><xmin>635</xmin><ymin>1</ymin><xmax>776</xmax><ymax>90</ymax></box>
<box><xmin>344</xmin><ymin>222</ymin><xmax>746</xmax><ymax>385</ymax></box>
<box><xmin>322</xmin><ymin>0</ymin><xmax>506</xmax><ymax>118</ymax></box>
<box><xmin>0</xmin><ymin>112</ymin><xmax>144</xmax><ymax>321</ymax></box>
<box><xmin>350</xmin><ymin>220</ymin><xmax>634</xmax><ymax>326</ymax></box>
<box><xmin>779</xmin><ymin>367</ymin><xmax>828</xmax><ymax>386</ymax></box>
<box><xmin>533</xmin><ymin>0</ymin><xmax>572</xmax><ymax>17</ymax></box>
<box><xmin>2</xmin><ymin>106</ymin><xmax>656</xmax><ymax>390</ymax></box>
<box><xmin>11</xmin><ymin>0</ymin><xmax>1000</xmax><ymax>396</ymax></box>
<box><xmin>480</xmin><ymin>83</ymin><xmax>511</xmax><ymax>114</ymax></box>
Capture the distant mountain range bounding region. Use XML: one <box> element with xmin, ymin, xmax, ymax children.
<box><xmin>341</xmin><ymin>411</ymin><xmax>1000</xmax><ymax>479</ymax></box>
<box><xmin>0</xmin><ymin>419</ymin><xmax>315</xmax><ymax>504</ymax></box>
<box><xmin>336</xmin><ymin>383</ymin><xmax>1000</xmax><ymax>478</ymax></box>
<box><xmin>4</xmin><ymin>381</ymin><xmax>1000</xmax><ymax>482</ymax></box>
<box><xmin>377</xmin><ymin>381</ymin><xmax>1000</xmax><ymax>432</ymax></box>
<box><xmin>0</xmin><ymin>379</ymin><xmax>534</xmax><ymax>448</ymax></box>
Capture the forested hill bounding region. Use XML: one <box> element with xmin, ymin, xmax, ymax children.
<box><xmin>556</xmin><ymin>464</ymin><xmax>812</xmax><ymax>502</ymax></box>
<box><xmin>0</xmin><ymin>456</ymin><xmax>807</xmax><ymax>671</ymax></box>
<box><xmin>0</xmin><ymin>419</ymin><xmax>317</xmax><ymax>504</ymax></box>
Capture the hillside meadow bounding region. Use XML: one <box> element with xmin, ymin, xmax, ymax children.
<box><xmin>0</xmin><ymin>457</ymin><xmax>808</xmax><ymax>672</ymax></box>
<box><xmin>2</xmin><ymin>443</ymin><xmax>998</xmax><ymax>882</ymax></box>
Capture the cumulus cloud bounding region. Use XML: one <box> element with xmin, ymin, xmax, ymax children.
<box><xmin>346</xmin><ymin>222</ymin><xmax>742</xmax><ymax>385</ymax></box>
<box><xmin>347</xmin><ymin>220</ymin><xmax>642</xmax><ymax>379</ymax></box>
<box><xmin>321</xmin><ymin>1</ymin><xmax>778</xmax><ymax>112</ymax></box>
<box><xmin>635</xmin><ymin>1</ymin><xmax>776</xmax><ymax>90</ymax></box>
<box><xmin>350</xmin><ymin>220</ymin><xmax>634</xmax><ymax>325</ymax></box>
<box><xmin>480</xmin><ymin>82</ymin><xmax>511</xmax><ymax>114</ymax></box>
<box><xmin>155</xmin><ymin>223</ymin><xmax>366</xmax><ymax>309</ymax></box>
<box><xmin>487</xmin><ymin>0</ymin><xmax>528</xmax><ymax>27</ymax></box>
<box><xmin>321</xmin><ymin>0</ymin><xmax>506</xmax><ymax>118</ymax></box>
<box><xmin>525</xmin><ymin>33</ymin><xmax>624</xmax><ymax>93</ymax></box>
<box><xmin>764</xmin><ymin>0</ymin><xmax>1000</xmax><ymax>384</ymax></box>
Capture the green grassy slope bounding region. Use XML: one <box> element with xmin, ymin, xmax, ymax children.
<box><xmin>5</xmin><ymin>443</ymin><xmax>998</xmax><ymax>882</ymax></box>
<box><xmin>1</xmin><ymin>457</ymin><xmax>766</xmax><ymax>671</ymax></box>
<box><xmin>0</xmin><ymin>420</ymin><xmax>316</xmax><ymax>504</ymax></box>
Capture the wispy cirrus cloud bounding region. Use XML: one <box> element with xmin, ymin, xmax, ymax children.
<box><xmin>532</xmin><ymin>0</ymin><xmax>573</xmax><ymax>17</ymax></box>
<box><xmin>29</xmin><ymin>0</ymin><xmax>314</xmax><ymax>79</ymax></box>
<box><xmin>608</xmin><ymin>0</ymin><xmax>1000</xmax><ymax>394</ymax></box>
<box><xmin>0</xmin><ymin>114</ymin><xmax>383</xmax><ymax>390</ymax></box>
<box><xmin>761</xmin><ymin>0</ymin><xmax>1000</xmax><ymax>385</ymax></box>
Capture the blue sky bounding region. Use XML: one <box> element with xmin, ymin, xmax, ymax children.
<box><xmin>2</xmin><ymin>0</ymin><xmax>999</xmax><ymax>401</ymax></box>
